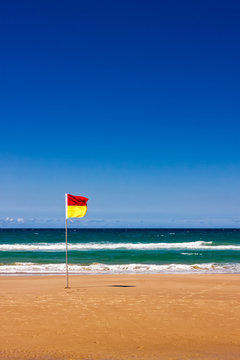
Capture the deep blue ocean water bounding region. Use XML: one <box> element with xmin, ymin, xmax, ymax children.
<box><xmin>0</xmin><ymin>228</ymin><xmax>240</xmax><ymax>274</ymax></box>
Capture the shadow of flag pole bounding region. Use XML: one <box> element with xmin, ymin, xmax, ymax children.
<box><xmin>65</xmin><ymin>193</ymin><xmax>89</xmax><ymax>289</ymax></box>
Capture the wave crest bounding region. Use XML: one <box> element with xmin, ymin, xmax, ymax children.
<box><xmin>0</xmin><ymin>262</ymin><xmax>240</xmax><ymax>274</ymax></box>
<box><xmin>1</xmin><ymin>241</ymin><xmax>240</xmax><ymax>251</ymax></box>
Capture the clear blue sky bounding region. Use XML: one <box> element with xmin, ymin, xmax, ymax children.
<box><xmin>0</xmin><ymin>0</ymin><xmax>240</xmax><ymax>228</ymax></box>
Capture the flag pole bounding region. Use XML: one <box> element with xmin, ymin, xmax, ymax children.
<box><xmin>65</xmin><ymin>194</ymin><xmax>69</xmax><ymax>288</ymax></box>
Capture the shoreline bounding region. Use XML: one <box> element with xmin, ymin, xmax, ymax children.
<box><xmin>1</xmin><ymin>270</ymin><xmax>240</xmax><ymax>276</ymax></box>
<box><xmin>1</xmin><ymin>261</ymin><xmax>240</xmax><ymax>276</ymax></box>
<box><xmin>1</xmin><ymin>274</ymin><xmax>240</xmax><ymax>359</ymax></box>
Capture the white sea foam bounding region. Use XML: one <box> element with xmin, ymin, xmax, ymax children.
<box><xmin>0</xmin><ymin>241</ymin><xmax>240</xmax><ymax>251</ymax></box>
<box><xmin>0</xmin><ymin>262</ymin><xmax>240</xmax><ymax>275</ymax></box>
<box><xmin>181</xmin><ymin>252</ymin><xmax>201</xmax><ymax>256</ymax></box>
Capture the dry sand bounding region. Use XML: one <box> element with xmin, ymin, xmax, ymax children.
<box><xmin>0</xmin><ymin>274</ymin><xmax>240</xmax><ymax>360</ymax></box>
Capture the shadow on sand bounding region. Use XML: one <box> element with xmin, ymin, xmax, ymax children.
<box><xmin>108</xmin><ymin>285</ymin><xmax>136</xmax><ymax>288</ymax></box>
<box><xmin>64</xmin><ymin>284</ymin><xmax>136</xmax><ymax>289</ymax></box>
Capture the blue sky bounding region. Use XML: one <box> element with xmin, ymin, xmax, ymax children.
<box><xmin>0</xmin><ymin>0</ymin><xmax>240</xmax><ymax>228</ymax></box>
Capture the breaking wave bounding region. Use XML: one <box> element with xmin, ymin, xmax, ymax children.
<box><xmin>0</xmin><ymin>241</ymin><xmax>240</xmax><ymax>251</ymax></box>
<box><xmin>0</xmin><ymin>262</ymin><xmax>240</xmax><ymax>274</ymax></box>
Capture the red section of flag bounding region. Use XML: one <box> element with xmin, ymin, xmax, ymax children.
<box><xmin>67</xmin><ymin>194</ymin><xmax>88</xmax><ymax>206</ymax></box>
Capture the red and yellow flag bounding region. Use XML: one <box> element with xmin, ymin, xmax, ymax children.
<box><xmin>65</xmin><ymin>194</ymin><xmax>88</xmax><ymax>219</ymax></box>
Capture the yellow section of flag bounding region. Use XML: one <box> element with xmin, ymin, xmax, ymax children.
<box><xmin>67</xmin><ymin>205</ymin><xmax>87</xmax><ymax>218</ymax></box>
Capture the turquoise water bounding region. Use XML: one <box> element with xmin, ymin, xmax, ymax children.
<box><xmin>0</xmin><ymin>229</ymin><xmax>240</xmax><ymax>274</ymax></box>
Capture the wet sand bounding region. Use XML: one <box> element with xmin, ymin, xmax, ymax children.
<box><xmin>0</xmin><ymin>274</ymin><xmax>240</xmax><ymax>360</ymax></box>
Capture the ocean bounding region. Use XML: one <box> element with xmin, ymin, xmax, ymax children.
<box><xmin>0</xmin><ymin>228</ymin><xmax>240</xmax><ymax>275</ymax></box>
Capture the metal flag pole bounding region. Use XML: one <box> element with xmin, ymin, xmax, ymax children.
<box><xmin>65</xmin><ymin>194</ymin><xmax>69</xmax><ymax>288</ymax></box>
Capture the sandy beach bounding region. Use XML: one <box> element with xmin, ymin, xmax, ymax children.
<box><xmin>0</xmin><ymin>274</ymin><xmax>240</xmax><ymax>360</ymax></box>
